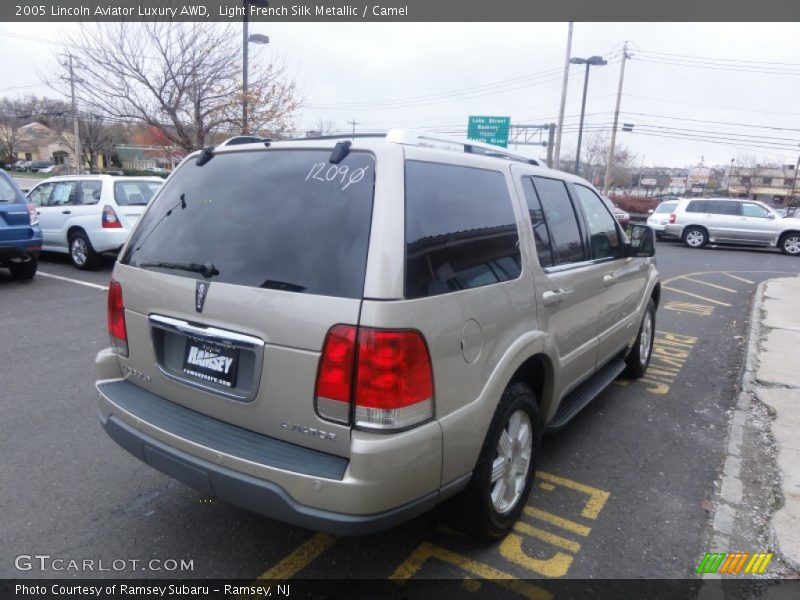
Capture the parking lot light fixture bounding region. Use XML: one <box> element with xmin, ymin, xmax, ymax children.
<box><xmin>243</xmin><ymin>0</ymin><xmax>271</xmax><ymax>135</ymax></box>
<box><xmin>570</xmin><ymin>55</ymin><xmax>607</xmax><ymax>176</ymax></box>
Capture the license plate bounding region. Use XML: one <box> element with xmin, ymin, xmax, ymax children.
<box><xmin>182</xmin><ymin>338</ymin><xmax>239</xmax><ymax>388</ymax></box>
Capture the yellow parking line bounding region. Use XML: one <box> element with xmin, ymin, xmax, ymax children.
<box><xmin>721</xmin><ymin>272</ymin><xmax>754</xmax><ymax>284</ymax></box>
<box><xmin>679</xmin><ymin>277</ymin><xmax>737</xmax><ymax>293</ymax></box>
<box><xmin>256</xmin><ymin>533</ymin><xmax>336</xmax><ymax>580</ymax></box>
<box><xmin>524</xmin><ymin>507</ymin><xmax>591</xmax><ymax>536</ymax></box>
<box><xmin>513</xmin><ymin>521</ymin><xmax>581</xmax><ymax>553</ymax></box>
<box><xmin>536</xmin><ymin>472</ymin><xmax>610</xmax><ymax>519</ymax></box>
<box><xmin>662</xmin><ymin>286</ymin><xmax>732</xmax><ymax>307</ymax></box>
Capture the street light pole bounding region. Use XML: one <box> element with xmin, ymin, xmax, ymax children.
<box><xmin>570</xmin><ymin>55</ymin><xmax>607</xmax><ymax>176</ymax></box>
<box><xmin>242</xmin><ymin>0</ymin><xmax>270</xmax><ymax>135</ymax></box>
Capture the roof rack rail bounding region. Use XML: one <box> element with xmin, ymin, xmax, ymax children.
<box><xmin>385</xmin><ymin>129</ymin><xmax>541</xmax><ymax>166</ymax></box>
<box><xmin>297</xmin><ymin>133</ymin><xmax>387</xmax><ymax>141</ymax></box>
<box><xmin>222</xmin><ymin>135</ymin><xmax>272</xmax><ymax>146</ymax></box>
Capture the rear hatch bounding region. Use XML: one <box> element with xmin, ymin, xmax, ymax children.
<box><xmin>114</xmin><ymin>148</ymin><xmax>375</xmax><ymax>457</ymax></box>
<box><xmin>113</xmin><ymin>179</ymin><xmax>163</xmax><ymax>229</ymax></box>
<box><xmin>0</xmin><ymin>173</ymin><xmax>34</xmax><ymax>244</ymax></box>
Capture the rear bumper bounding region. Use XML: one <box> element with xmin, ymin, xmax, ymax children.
<box><xmin>95</xmin><ymin>360</ymin><xmax>456</xmax><ymax>535</ymax></box>
<box><xmin>100</xmin><ymin>412</ymin><xmax>445</xmax><ymax>535</ymax></box>
<box><xmin>87</xmin><ymin>227</ymin><xmax>131</xmax><ymax>253</ymax></box>
<box><xmin>0</xmin><ymin>244</ymin><xmax>40</xmax><ymax>262</ymax></box>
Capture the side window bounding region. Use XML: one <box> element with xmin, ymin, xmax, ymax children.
<box><xmin>714</xmin><ymin>201</ymin><xmax>740</xmax><ymax>216</ymax></box>
<box><xmin>28</xmin><ymin>183</ymin><xmax>54</xmax><ymax>207</ymax></box>
<box><xmin>79</xmin><ymin>181</ymin><xmax>103</xmax><ymax>205</ymax></box>
<box><xmin>50</xmin><ymin>182</ymin><xmax>78</xmax><ymax>206</ymax></box>
<box><xmin>521</xmin><ymin>177</ymin><xmax>554</xmax><ymax>268</ymax></box>
<box><xmin>686</xmin><ymin>201</ymin><xmax>707</xmax><ymax>213</ymax></box>
<box><xmin>405</xmin><ymin>161</ymin><xmax>522</xmax><ymax>299</ymax></box>
<box><xmin>530</xmin><ymin>176</ymin><xmax>585</xmax><ymax>265</ymax></box>
<box><xmin>742</xmin><ymin>203</ymin><xmax>769</xmax><ymax>218</ymax></box>
<box><xmin>573</xmin><ymin>184</ymin><xmax>621</xmax><ymax>260</ymax></box>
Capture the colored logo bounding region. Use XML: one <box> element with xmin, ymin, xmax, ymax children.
<box><xmin>696</xmin><ymin>552</ymin><xmax>773</xmax><ymax>574</ymax></box>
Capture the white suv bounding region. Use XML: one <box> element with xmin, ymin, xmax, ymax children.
<box><xmin>27</xmin><ymin>175</ymin><xmax>163</xmax><ymax>269</ymax></box>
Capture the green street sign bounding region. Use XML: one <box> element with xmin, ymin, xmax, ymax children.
<box><xmin>467</xmin><ymin>115</ymin><xmax>511</xmax><ymax>148</ymax></box>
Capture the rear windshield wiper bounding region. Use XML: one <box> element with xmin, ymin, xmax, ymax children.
<box><xmin>139</xmin><ymin>261</ymin><xmax>219</xmax><ymax>278</ymax></box>
<box><xmin>260</xmin><ymin>279</ymin><xmax>306</xmax><ymax>292</ymax></box>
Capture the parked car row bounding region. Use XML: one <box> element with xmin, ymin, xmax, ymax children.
<box><xmin>647</xmin><ymin>197</ymin><xmax>800</xmax><ymax>256</ymax></box>
<box><xmin>10</xmin><ymin>160</ymin><xmax>57</xmax><ymax>172</ymax></box>
<box><xmin>1</xmin><ymin>170</ymin><xmax>165</xmax><ymax>279</ymax></box>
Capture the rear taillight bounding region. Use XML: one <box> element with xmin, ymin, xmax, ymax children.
<box><xmin>26</xmin><ymin>203</ymin><xmax>38</xmax><ymax>226</ymax></box>
<box><xmin>102</xmin><ymin>205</ymin><xmax>122</xmax><ymax>228</ymax></box>
<box><xmin>669</xmin><ymin>213</ymin><xmax>676</xmax><ymax>224</ymax></box>
<box><xmin>315</xmin><ymin>326</ymin><xmax>435</xmax><ymax>431</ymax></box>
<box><xmin>107</xmin><ymin>280</ymin><xmax>128</xmax><ymax>357</ymax></box>
<box><xmin>315</xmin><ymin>325</ymin><xmax>357</xmax><ymax>424</ymax></box>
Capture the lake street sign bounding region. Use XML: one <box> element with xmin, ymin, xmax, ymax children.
<box><xmin>467</xmin><ymin>116</ymin><xmax>511</xmax><ymax>148</ymax></box>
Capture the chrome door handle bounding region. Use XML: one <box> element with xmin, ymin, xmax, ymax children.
<box><xmin>62</xmin><ymin>210</ymin><xmax>71</xmax><ymax>214</ymax></box>
<box><xmin>603</xmin><ymin>273</ymin><xmax>617</xmax><ymax>286</ymax></box>
<box><xmin>542</xmin><ymin>288</ymin><xmax>568</xmax><ymax>306</ymax></box>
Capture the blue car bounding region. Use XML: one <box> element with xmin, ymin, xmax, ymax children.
<box><xmin>0</xmin><ymin>169</ymin><xmax>42</xmax><ymax>279</ymax></box>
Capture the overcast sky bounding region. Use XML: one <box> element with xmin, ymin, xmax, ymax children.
<box><xmin>1</xmin><ymin>21</ymin><xmax>798</xmax><ymax>168</ymax></box>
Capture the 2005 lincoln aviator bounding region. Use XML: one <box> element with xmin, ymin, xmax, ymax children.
<box><xmin>96</xmin><ymin>130</ymin><xmax>660</xmax><ymax>539</ymax></box>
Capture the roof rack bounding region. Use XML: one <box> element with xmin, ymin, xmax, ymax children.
<box><xmin>385</xmin><ymin>129</ymin><xmax>541</xmax><ymax>166</ymax></box>
<box><xmin>278</xmin><ymin>129</ymin><xmax>542</xmax><ymax>166</ymax></box>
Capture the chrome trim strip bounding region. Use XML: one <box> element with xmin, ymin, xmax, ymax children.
<box><xmin>149</xmin><ymin>314</ymin><xmax>265</xmax><ymax>348</ymax></box>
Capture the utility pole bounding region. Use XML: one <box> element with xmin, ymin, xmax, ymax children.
<box><xmin>789</xmin><ymin>150</ymin><xmax>800</xmax><ymax>205</ymax></box>
<box><xmin>68</xmin><ymin>54</ymin><xmax>81</xmax><ymax>174</ymax></box>
<box><xmin>347</xmin><ymin>119</ymin><xmax>360</xmax><ymax>136</ymax></box>
<box><xmin>546</xmin><ymin>123</ymin><xmax>556</xmax><ymax>168</ymax></box>
<box><xmin>603</xmin><ymin>42</ymin><xmax>630</xmax><ymax>195</ymax></box>
<box><xmin>553</xmin><ymin>22</ymin><xmax>573</xmax><ymax>170</ymax></box>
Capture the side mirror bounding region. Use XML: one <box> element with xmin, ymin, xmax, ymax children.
<box><xmin>625</xmin><ymin>224</ymin><xmax>656</xmax><ymax>257</ymax></box>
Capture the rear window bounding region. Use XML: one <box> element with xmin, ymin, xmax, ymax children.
<box><xmin>404</xmin><ymin>161</ymin><xmax>521</xmax><ymax>299</ymax></box>
<box><xmin>654</xmin><ymin>201</ymin><xmax>676</xmax><ymax>214</ymax></box>
<box><xmin>0</xmin><ymin>172</ymin><xmax>24</xmax><ymax>204</ymax></box>
<box><xmin>114</xmin><ymin>180</ymin><xmax>162</xmax><ymax>206</ymax></box>
<box><xmin>123</xmin><ymin>150</ymin><xmax>375</xmax><ymax>299</ymax></box>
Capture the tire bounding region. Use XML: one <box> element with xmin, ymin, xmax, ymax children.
<box><xmin>460</xmin><ymin>382</ymin><xmax>541</xmax><ymax>540</ymax></box>
<box><xmin>9</xmin><ymin>258</ymin><xmax>37</xmax><ymax>280</ymax></box>
<box><xmin>683</xmin><ymin>226</ymin><xmax>708</xmax><ymax>249</ymax></box>
<box><xmin>779</xmin><ymin>233</ymin><xmax>800</xmax><ymax>256</ymax></box>
<box><xmin>625</xmin><ymin>298</ymin><xmax>656</xmax><ymax>379</ymax></box>
<box><xmin>69</xmin><ymin>231</ymin><xmax>100</xmax><ymax>270</ymax></box>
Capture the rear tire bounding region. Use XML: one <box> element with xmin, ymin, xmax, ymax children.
<box><xmin>625</xmin><ymin>298</ymin><xmax>656</xmax><ymax>378</ymax></box>
<box><xmin>779</xmin><ymin>233</ymin><xmax>800</xmax><ymax>256</ymax></box>
<box><xmin>69</xmin><ymin>231</ymin><xmax>100</xmax><ymax>270</ymax></box>
<box><xmin>459</xmin><ymin>382</ymin><xmax>541</xmax><ymax>541</ymax></box>
<box><xmin>9</xmin><ymin>258</ymin><xmax>37</xmax><ymax>280</ymax></box>
<box><xmin>683</xmin><ymin>226</ymin><xmax>708</xmax><ymax>249</ymax></box>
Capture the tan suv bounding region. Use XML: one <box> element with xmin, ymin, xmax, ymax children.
<box><xmin>96</xmin><ymin>131</ymin><xmax>660</xmax><ymax>539</ymax></box>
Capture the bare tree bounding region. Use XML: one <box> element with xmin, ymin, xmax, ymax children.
<box><xmin>583</xmin><ymin>131</ymin><xmax>636</xmax><ymax>189</ymax></box>
<box><xmin>50</xmin><ymin>23</ymin><xmax>301</xmax><ymax>152</ymax></box>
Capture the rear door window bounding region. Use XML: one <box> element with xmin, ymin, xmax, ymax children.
<box><xmin>404</xmin><ymin>161</ymin><xmax>521</xmax><ymax>299</ymax></box>
<box><xmin>79</xmin><ymin>181</ymin><xmax>103</xmax><ymax>205</ymax></box>
<box><xmin>530</xmin><ymin>176</ymin><xmax>585</xmax><ymax>265</ymax></box>
<box><xmin>124</xmin><ymin>150</ymin><xmax>375</xmax><ymax>299</ymax></box>
<box><xmin>521</xmin><ymin>177</ymin><xmax>554</xmax><ymax>268</ymax></box>
<box><xmin>50</xmin><ymin>182</ymin><xmax>78</xmax><ymax>206</ymax></box>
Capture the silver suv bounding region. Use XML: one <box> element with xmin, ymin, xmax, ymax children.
<box><xmin>664</xmin><ymin>197</ymin><xmax>800</xmax><ymax>255</ymax></box>
<box><xmin>96</xmin><ymin>131</ymin><xmax>660</xmax><ymax>539</ymax></box>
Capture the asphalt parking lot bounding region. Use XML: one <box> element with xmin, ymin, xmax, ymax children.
<box><xmin>2</xmin><ymin>241</ymin><xmax>798</xmax><ymax>588</ymax></box>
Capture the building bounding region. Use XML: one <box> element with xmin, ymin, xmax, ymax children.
<box><xmin>726</xmin><ymin>164</ymin><xmax>799</xmax><ymax>205</ymax></box>
<box><xmin>1</xmin><ymin>122</ymin><xmax>106</xmax><ymax>170</ymax></box>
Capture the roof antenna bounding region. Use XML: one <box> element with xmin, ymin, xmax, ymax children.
<box><xmin>329</xmin><ymin>140</ymin><xmax>351</xmax><ymax>165</ymax></box>
<box><xmin>196</xmin><ymin>146</ymin><xmax>215</xmax><ymax>167</ymax></box>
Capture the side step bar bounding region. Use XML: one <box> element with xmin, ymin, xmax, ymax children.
<box><xmin>546</xmin><ymin>357</ymin><xmax>627</xmax><ymax>432</ymax></box>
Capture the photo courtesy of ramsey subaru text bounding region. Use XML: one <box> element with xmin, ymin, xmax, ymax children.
<box><xmin>96</xmin><ymin>131</ymin><xmax>660</xmax><ymax>539</ymax></box>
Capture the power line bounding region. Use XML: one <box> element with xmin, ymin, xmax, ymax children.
<box><xmin>637</xmin><ymin>49</ymin><xmax>800</xmax><ymax>68</ymax></box>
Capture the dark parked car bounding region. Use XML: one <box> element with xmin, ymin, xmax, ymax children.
<box><xmin>0</xmin><ymin>169</ymin><xmax>42</xmax><ymax>279</ymax></box>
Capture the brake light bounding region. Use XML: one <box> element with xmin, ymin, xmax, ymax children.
<box><xmin>669</xmin><ymin>213</ymin><xmax>676</xmax><ymax>224</ymax></box>
<box><xmin>107</xmin><ymin>280</ymin><xmax>128</xmax><ymax>357</ymax></box>
<box><xmin>102</xmin><ymin>205</ymin><xmax>122</xmax><ymax>228</ymax></box>
<box><xmin>315</xmin><ymin>326</ymin><xmax>435</xmax><ymax>430</ymax></box>
<box><xmin>315</xmin><ymin>325</ymin><xmax>357</xmax><ymax>424</ymax></box>
<box><xmin>26</xmin><ymin>203</ymin><xmax>38</xmax><ymax>226</ymax></box>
